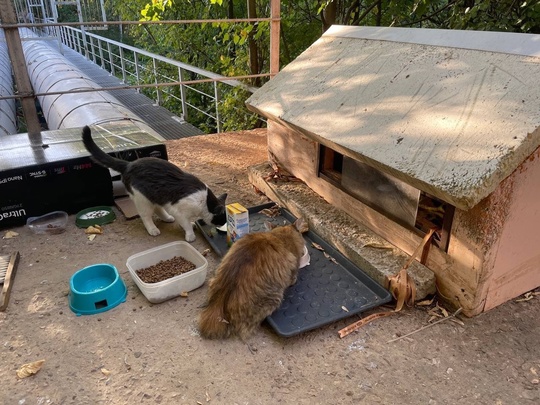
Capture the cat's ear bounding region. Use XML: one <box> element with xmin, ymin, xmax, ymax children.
<box><xmin>294</xmin><ymin>218</ymin><xmax>309</xmax><ymax>234</ymax></box>
<box><xmin>217</xmin><ymin>193</ymin><xmax>227</xmax><ymax>205</ymax></box>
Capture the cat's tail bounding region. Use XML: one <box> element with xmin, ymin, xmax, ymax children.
<box><xmin>198</xmin><ymin>298</ymin><xmax>232</xmax><ymax>339</ymax></box>
<box><xmin>81</xmin><ymin>125</ymin><xmax>129</xmax><ymax>174</ymax></box>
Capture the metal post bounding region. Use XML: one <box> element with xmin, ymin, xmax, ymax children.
<box><xmin>134</xmin><ymin>53</ymin><xmax>140</xmax><ymax>93</ymax></box>
<box><xmin>178</xmin><ymin>66</ymin><xmax>188</xmax><ymax>121</ymax></box>
<box><xmin>76</xmin><ymin>30</ymin><xmax>82</xmax><ymax>54</ymax></box>
<box><xmin>119</xmin><ymin>47</ymin><xmax>126</xmax><ymax>83</ymax></box>
<box><xmin>73</xmin><ymin>31</ymin><xmax>77</xmax><ymax>52</ymax></box>
<box><xmin>107</xmin><ymin>42</ymin><xmax>114</xmax><ymax>76</ymax></box>
<box><xmin>75</xmin><ymin>0</ymin><xmax>89</xmax><ymax>58</ymax></box>
<box><xmin>214</xmin><ymin>82</ymin><xmax>221</xmax><ymax>133</ymax></box>
<box><xmin>0</xmin><ymin>0</ymin><xmax>42</xmax><ymax>144</ymax></box>
<box><xmin>153</xmin><ymin>58</ymin><xmax>161</xmax><ymax>105</ymax></box>
<box><xmin>98</xmin><ymin>38</ymin><xmax>105</xmax><ymax>69</ymax></box>
<box><xmin>89</xmin><ymin>36</ymin><xmax>96</xmax><ymax>63</ymax></box>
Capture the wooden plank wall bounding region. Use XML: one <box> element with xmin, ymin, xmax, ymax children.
<box><xmin>266</xmin><ymin>120</ymin><xmax>486</xmax><ymax>316</ymax></box>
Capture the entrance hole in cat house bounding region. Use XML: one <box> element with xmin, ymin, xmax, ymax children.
<box><xmin>318</xmin><ymin>145</ymin><xmax>454</xmax><ymax>252</ymax></box>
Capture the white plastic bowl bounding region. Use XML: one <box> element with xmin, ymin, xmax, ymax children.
<box><xmin>299</xmin><ymin>245</ymin><xmax>310</xmax><ymax>268</ymax></box>
<box><xmin>126</xmin><ymin>241</ymin><xmax>208</xmax><ymax>303</ymax></box>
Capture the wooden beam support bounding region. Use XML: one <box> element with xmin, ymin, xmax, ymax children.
<box><xmin>269</xmin><ymin>0</ymin><xmax>280</xmax><ymax>76</ymax></box>
<box><xmin>0</xmin><ymin>0</ymin><xmax>42</xmax><ymax>144</ymax></box>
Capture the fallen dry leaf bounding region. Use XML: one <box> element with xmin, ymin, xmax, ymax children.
<box><xmin>387</xmin><ymin>228</ymin><xmax>434</xmax><ymax>312</ymax></box>
<box><xmin>201</xmin><ymin>248</ymin><xmax>211</xmax><ymax>257</ymax></box>
<box><xmin>311</xmin><ymin>242</ymin><xmax>324</xmax><ymax>251</ymax></box>
<box><xmin>427</xmin><ymin>308</ymin><xmax>443</xmax><ymax>318</ymax></box>
<box><xmin>85</xmin><ymin>225</ymin><xmax>103</xmax><ymax>235</ymax></box>
<box><xmin>437</xmin><ymin>304</ymin><xmax>449</xmax><ymax>318</ymax></box>
<box><xmin>322</xmin><ymin>251</ymin><xmax>338</xmax><ymax>264</ymax></box>
<box><xmin>416</xmin><ymin>297</ymin><xmax>435</xmax><ymax>306</ymax></box>
<box><xmin>449</xmin><ymin>318</ymin><xmax>465</xmax><ymax>326</ymax></box>
<box><xmin>260</xmin><ymin>206</ymin><xmax>281</xmax><ymax>218</ymax></box>
<box><xmin>387</xmin><ymin>268</ymin><xmax>416</xmax><ymax>312</ymax></box>
<box><xmin>515</xmin><ymin>291</ymin><xmax>540</xmax><ymax>302</ymax></box>
<box><xmin>16</xmin><ymin>359</ymin><xmax>45</xmax><ymax>379</ymax></box>
<box><xmin>3</xmin><ymin>230</ymin><xmax>19</xmax><ymax>239</ymax></box>
<box><xmin>101</xmin><ymin>368</ymin><xmax>111</xmax><ymax>376</ymax></box>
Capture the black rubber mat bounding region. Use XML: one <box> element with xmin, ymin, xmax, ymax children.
<box><xmin>196</xmin><ymin>203</ymin><xmax>392</xmax><ymax>337</ymax></box>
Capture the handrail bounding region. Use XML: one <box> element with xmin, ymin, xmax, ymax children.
<box><xmin>62</xmin><ymin>26</ymin><xmax>256</xmax><ymax>92</ymax></box>
<box><xmin>55</xmin><ymin>25</ymin><xmax>261</xmax><ymax>133</ymax></box>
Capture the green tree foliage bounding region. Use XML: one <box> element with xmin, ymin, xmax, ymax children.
<box><xmin>108</xmin><ymin>0</ymin><xmax>539</xmax><ymax>133</ymax></box>
<box><xmin>56</xmin><ymin>4</ymin><xmax>79</xmax><ymax>23</ymax></box>
<box><xmin>317</xmin><ymin>1</ymin><xmax>540</xmax><ymax>33</ymax></box>
<box><xmin>110</xmin><ymin>0</ymin><xmax>268</xmax><ymax>132</ymax></box>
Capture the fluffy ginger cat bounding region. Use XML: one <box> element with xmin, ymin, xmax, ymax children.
<box><xmin>199</xmin><ymin>218</ymin><xmax>308</xmax><ymax>340</ymax></box>
<box><xmin>82</xmin><ymin>125</ymin><xmax>227</xmax><ymax>242</ymax></box>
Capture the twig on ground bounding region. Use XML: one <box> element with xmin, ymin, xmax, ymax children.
<box><xmin>387</xmin><ymin>307</ymin><xmax>463</xmax><ymax>343</ymax></box>
<box><xmin>338</xmin><ymin>311</ymin><xmax>394</xmax><ymax>338</ymax></box>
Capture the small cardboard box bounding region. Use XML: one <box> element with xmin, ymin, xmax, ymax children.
<box><xmin>226</xmin><ymin>203</ymin><xmax>249</xmax><ymax>245</ymax></box>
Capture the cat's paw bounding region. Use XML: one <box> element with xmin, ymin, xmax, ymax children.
<box><xmin>184</xmin><ymin>232</ymin><xmax>196</xmax><ymax>243</ymax></box>
<box><xmin>146</xmin><ymin>227</ymin><xmax>161</xmax><ymax>236</ymax></box>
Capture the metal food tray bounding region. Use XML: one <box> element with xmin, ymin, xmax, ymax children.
<box><xmin>196</xmin><ymin>203</ymin><xmax>392</xmax><ymax>337</ymax></box>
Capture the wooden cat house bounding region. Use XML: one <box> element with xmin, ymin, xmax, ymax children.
<box><xmin>246</xmin><ymin>25</ymin><xmax>540</xmax><ymax>316</ymax></box>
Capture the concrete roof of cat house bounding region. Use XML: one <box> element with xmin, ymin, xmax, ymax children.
<box><xmin>246</xmin><ymin>25</ymin><xmax>540</xmax><ymax>211</ymax></box>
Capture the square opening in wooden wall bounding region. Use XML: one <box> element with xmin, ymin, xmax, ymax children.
<box><xmin>318</xmin><ymin>144</ymin><xmax>455</xmax><ymax>252</ymax></box>
<box><xmin>318</xmin><ymin>145</ymin><xmax>343</xmax><ymax>186</ymax></box>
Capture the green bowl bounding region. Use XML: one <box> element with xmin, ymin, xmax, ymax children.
<box><xmin>75</xmin><ymin>206</ymin><xmax>116</xmax><ymax>228</ymax></box>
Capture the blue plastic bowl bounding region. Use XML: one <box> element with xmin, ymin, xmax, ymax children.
<box><xmin>69</xmin><ymin>264</ymin><xmax>127</xmax><ymax>316</ymax></box>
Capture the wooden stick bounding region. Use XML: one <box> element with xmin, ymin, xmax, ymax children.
<box><xmin>387</xmin><ymin>308</ymin><xmax>463</xmax><ymax>343</ymax></box>
<box><xmin>338</xmin><ymin>311</ymin><xmax>394</xmax><ymax>338</ymax></box>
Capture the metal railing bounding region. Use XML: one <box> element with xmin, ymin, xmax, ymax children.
<box><xmin>54</xmin><ymin>25</ymin><xmax>261</xmax><ymax>133</ymax></box>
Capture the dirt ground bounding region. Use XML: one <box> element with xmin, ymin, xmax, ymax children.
<box><xmin>1</xmin><ymin>129</ymin><xmax>540</xmax><ymax>405</ymax></box>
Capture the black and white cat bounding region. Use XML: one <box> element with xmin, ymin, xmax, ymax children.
<box><xmin>81</xmin><ymin>125</ymin><xmax>227</xmax><ymax>242</ymax></box>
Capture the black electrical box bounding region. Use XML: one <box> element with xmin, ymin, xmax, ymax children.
<box><xmin>0</xmin><ymin>122</ymin><xmax>167</xmax><ymax>229</ymax></box>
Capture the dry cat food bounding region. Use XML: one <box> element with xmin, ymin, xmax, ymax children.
<box><xmin>136</xmin><ymin>256</ymin><xmax>196</xmax><ymax>283</ymax></box>
<box><xmin>45</xmin><ymin>224</ymin><xmax>65</xmax><ymax>235</ymax></box>
<box><xmin>80</xmin><ymin>210</ymin><xmax>109</xmax><ymax>219</ymax></box>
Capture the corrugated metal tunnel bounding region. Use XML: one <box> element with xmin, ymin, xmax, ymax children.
<box><xmin>0</xmin><ymin>30</ymin><xmax>17</xmax><ymax>136</ymax></box>
<box><xmin>19</xmin><ymin>28</ymin><xmax>145</xmax><ymax>131</ymax></box>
